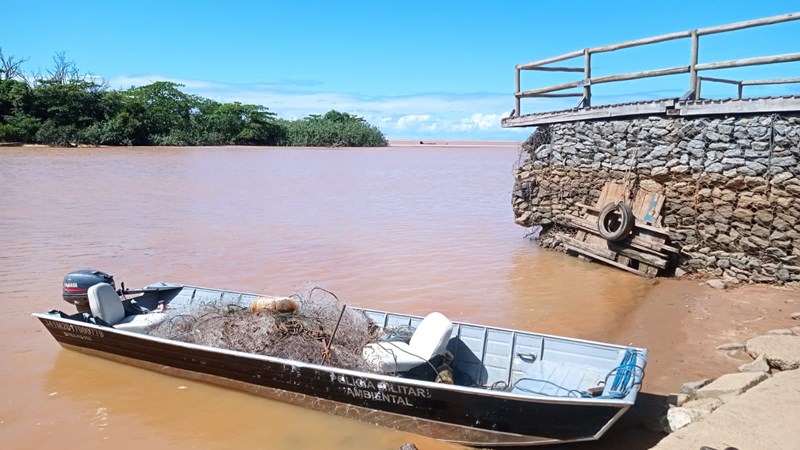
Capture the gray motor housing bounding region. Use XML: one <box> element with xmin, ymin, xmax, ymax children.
<box><xmin>63</xmin><ymin>270</ymin><xmax>115</xmax><ymax>312</ymax></box>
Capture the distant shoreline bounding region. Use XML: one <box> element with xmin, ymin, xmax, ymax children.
<box><xmin>388</xmin><ymin>139</ymin><xmax>521</xmax><ymax>148</ymax></box>
<box><xmin>2</xmin><ymin>140</ymin><xmax>523</xmax><ymax>149</ymax></box>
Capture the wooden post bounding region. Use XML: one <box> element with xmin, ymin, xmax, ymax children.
<box><xmin>690</xmin><ymin>30</ymin><xmax>699</xmax><ymax>99</ymax></box>
<box><xmin>737</xmin><ymin>82</ymin><xmax>743</xmax><ymax>99</ymax></box>
<box><xmin>515</xmin><ymin>68</ymin><xmax>521</xmax><ymax>117</ymax></box>
<box><xmin>583</xmin><ymin>49</ymin><xmax>592</xmax><ymax>108</ymax></box>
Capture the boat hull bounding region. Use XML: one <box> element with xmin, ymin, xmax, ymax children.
<box><xmin>36</xmin><ymin>313</ymin><xmax>629</xmax><ymax>447</ymax></box>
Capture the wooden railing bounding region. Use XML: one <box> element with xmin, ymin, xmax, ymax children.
<box><xmin>513</xmin><ymin>12</ymin><xmax>800</xmax><ymax>117</ymax></box>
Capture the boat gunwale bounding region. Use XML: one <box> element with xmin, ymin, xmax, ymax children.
<box><xmin>159</xmin><ymin>281</ymin><xmax>648</xmax><ymax>354</ymax></box>
<box><xmin>59</xmin><ymin>342</ymin><xmax>631</xmax><ymax>447</ymax></box>
<box><xmin>32</xmin><ymin>281</ymin><xmax>646</xmax><ymax>407</ymax></box>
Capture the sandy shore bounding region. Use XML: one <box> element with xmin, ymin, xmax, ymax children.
<box><xmin>556</xmin><ymin>278</ymin><xmax>800</xmax><ymax>450</ymax></box>
<box><xmin>607</xmin><ymin>279</ymin><xmax>798</xmax><ymax>395</ymax></box>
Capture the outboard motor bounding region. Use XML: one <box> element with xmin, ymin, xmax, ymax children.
<box><xmin>63</xmin><ymin>270</ymin><xmax>115</xmax><ymax>312</ymax></box>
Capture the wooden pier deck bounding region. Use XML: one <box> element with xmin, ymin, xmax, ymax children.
<box><xmin>503</xmin><ymin>95</ymin><xmax>800</xmax><ymax>127</ymax></box>
<box><xmin>503</xmin><ymin>13</ymin><xmax>800</xmax><ymax>128</ymax></box>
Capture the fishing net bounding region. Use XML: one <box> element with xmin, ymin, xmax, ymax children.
<box><xmin>146</xmin><ymin>287</ymin><xmax>381</xmax><ymax>372</ymax></box>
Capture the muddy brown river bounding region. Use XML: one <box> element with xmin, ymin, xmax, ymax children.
<box><xmin>0</xmin><ymin>145</ymin><xmax>651</xmax><ymax>449</ymax></box>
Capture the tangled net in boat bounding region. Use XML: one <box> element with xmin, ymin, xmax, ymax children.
<box><xmin>147</xmin><ymin>287</ymin><xmax>381</xmax><ymax>372</ymax></box>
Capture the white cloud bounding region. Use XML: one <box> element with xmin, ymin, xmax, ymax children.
<box><xmin>452</xmin><ymin>113</ymin><xmax>506</xmax><ymax>131</ymax></box>
<box><xmin>105</xmin><ymin>74</ymin><xmax>563</xmax><ymax>139</ymax></box>
<box><xmin>396</xmin><ymin>114</ymin><xmax>431</xmax><ymax>130</ymax></box>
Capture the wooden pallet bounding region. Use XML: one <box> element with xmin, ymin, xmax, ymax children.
<box><xmin>562</xmin><ymin>182</ymin><xmax>677</xmax><ymax>277</ymax></box>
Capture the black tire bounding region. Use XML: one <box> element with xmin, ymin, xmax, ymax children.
<box><xmin>597</xmin><ymin>201</ymin><xmax>634</xmax><ymax>242</ymax></box>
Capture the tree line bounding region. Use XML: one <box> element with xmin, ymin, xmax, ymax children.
<box><xmin>0</xmin><ymin>50</ymin><xmax>387</xmax><ymax>147</ymax></box>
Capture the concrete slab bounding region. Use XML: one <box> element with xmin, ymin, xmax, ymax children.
<box><xmin>666</xmin><ymin>407</ymin><xmax>702</xmax><ymax>432</ymax></box>
<box><xmin>680</xmin><ymin>378</ymin><xmax>711</xmax><ymax>395</ymax></box>
<box><xmin>738</xmin><ymin>354</ymin><xmax>769</xmax><ymax>373</ymax></box>
<box><xmin>695</xmin><ymin>372</ymin><xmax>768</xmax><ymax>399</ymax></box>
<box><xmin>766</xmin><ymin>328</ymin><xmax>794</xmax><ymax>335</ymax></box>
<box><xmin>746</xmin><ymin>335</ymin><xmax>800</xmax><ymax>370</ymax></box>
<box><xmin>681</xmin><ymin>397</ymin><xmax>723</xmax><ymax>414</ymax></box>
<box><xmin>653</xmin><ymin>369</ymin><xmax>800</xmax><ymax>450</ymax></box>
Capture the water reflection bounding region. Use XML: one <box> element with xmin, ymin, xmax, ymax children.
<box><xmin>506</xmin><ymin>246</ymin><xmax>651</xmax><ymax>341</ymax></box>
<box><xmin>43</xmin><ymin>351</ymin><xmax>459</xmax><ymax>450</ymax></box>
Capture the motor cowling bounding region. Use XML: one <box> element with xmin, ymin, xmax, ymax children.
<box><xmin>63</xmin><ymin>270</ymin><xmax>115</xmax><ymax>312</ymax></box>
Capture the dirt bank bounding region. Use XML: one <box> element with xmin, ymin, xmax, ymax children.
<box><xmin>606</xmin><ymin>279</ymin><xmax>799</xmax><ymax>394</ymax></box>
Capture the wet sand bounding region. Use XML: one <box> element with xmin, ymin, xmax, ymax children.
<box><xmin>610</xmin><ymin>279</ymin><xmax>799</xmax><ymax>394</ymax></box>
<box><xmin>1</xmin><ymin>144</ymin><xmax>796</xmax><ymax>449</ymax></box>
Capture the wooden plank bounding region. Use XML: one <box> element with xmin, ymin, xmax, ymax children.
<box><xmin>604</xmin><ymin>183</ymin><xmax>629</xmax><ymax>206</ymax></box>
<box><xmin>527</xmin><ymin>66</ymin><xmax>585</xmax><ymax>73</ymax></box>
<box><xmin>641</xmin><ymin>263</ymin><xmax>660</xmax><ymax>277</ymax></box>
<box><xmin>636</xmin><ymin>226</ymin><xmax>670</xmax><ymax>274</ymax></box>
<box><xmin>608</xmin><ymin>242</ymin><xmax>668</xmax><ymax>268</ymax></box>
<box><xmin>591</xmin><ymin>66</ymin><xmax>689</xmax><ymax>85</ymax></box>
<box><xmin>565</xmin><ymin>245</ymin><xmax>652</xmax><ymax>277</ymax></box>
<box><xmin>652</xmin><ymin>195</ymin><xmax>665</xmax><ymax>227</ymax></box>
<box><xmin>503</xmin><ymin>94</ymin><xmax>800</xmax><ymax>127</ymax></box>
<box><xmin>741</xmin><ymin>77</ymin><xmax>800</xmax><ymax>86</ymax></box>
<box><xmin>576</xmin><ymin>201</ymin><xmax>600</xmax><ymax>212</ymax></box>
<box><xmin>696</xmin><ymin>12</ymin><xmax>800</xmax><ymax>36</ymax></box>
<box><xmin>695</xmin><ymin>53</ymin><xmax>800</xmax><ymax>71</ymax></box>
<box><xmin>559</xmin><ymin>235</ymin><xmax>618</xmax><ymax>260</ymax></box>
<box><xmin>562</xmin><ymin>235</ymin><xmax>668</xmax><ymax>269</ymax></box>
<box><xmin>631</xmin><ymin>190</ymin><xmax>664</xmax><ymax>226</ymax></box>
<box><xmin>514</xmin><ymin>69</ymin><xmax>520</xmax><ymax>117</ymax></box>
<box><xmin>678</xmin><ymin>97</ymin><xmax>800</xmax><ymax>116</ymax></box>
<box><xmin>527</xmin><ymin>93</ymin><xmax>585</xmax><ymax>98</ymax></box>
<box><xmin>634</xmin><ymin>219</ymin><xmax>670</xmax><ymax>235</ymax></box>
<box><xmin>592</xmin><ymin>182</ymin><xmax>628</xmax><ymax>210</ymax></box>
<box><xmin>518</xmin><ymin>81</ymin><xmax>583</xmax><ymax>98</ymax></box>
<box><xmin>699</xmin><ymin>75</ymin><xmax>741</xmax><ymax>85</ymax></box>
<box><xmin>584</xmin><ymin>232</ymin><xmax>608</xmax><ymax>251</ymax></box>
<box><xmin>689</xmin><ymin>30</ymin><xmax>699</xmax><ymax>98</ymax></box>
<box><xmin>500</xmin><ymin>99</ymin><xmax>677</xmax><ymax>127</ymax></box>
<box><xmin>589</xmin><ymin>31</ymin><xmax>691</xmax><ymax>54</ymax></box>
<box><xmin>595</xmin><ymin>184</ymin><xmax>610</xmax><ymax>208</ymax></box>
<box><xmin>584</xmin><ymin>49</ymin><xmax>592</xmax><ymax>107</ymax></box>
<box><xmin>578</xmin><ymin>201</ymin><xmax>668</xmax><ymax>234</ymax></box>
<box><xmin>564</xmin><ymin>213</ymin><xmax>680</xmax><ymax>254</ymax></box>
<box><xmin>517</xmin><ymin>50</ymin><xmax>585</xmax><ymax>70</ymax></box>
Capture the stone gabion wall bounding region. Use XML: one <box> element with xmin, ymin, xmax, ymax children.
<box><xmin>512</xmin><ymin>114</ymin><xmax>800</xmax><ymax>285</ymax></box>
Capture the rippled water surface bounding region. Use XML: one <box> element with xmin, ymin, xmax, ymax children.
<box><xmin>0</xmin><ymin>146</ymin><xmax>650</xmax><ymax>449</ymax></box>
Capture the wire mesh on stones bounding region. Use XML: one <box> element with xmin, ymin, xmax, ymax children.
<box><xmin>511</xmin><ymin>114</ymin><xmax>800</xmax><ymax>285</ymax></box>
<box><xmin>147</xmin><ymin>287</ymin><xmax>381</xmax><ymax>372</ymax></box>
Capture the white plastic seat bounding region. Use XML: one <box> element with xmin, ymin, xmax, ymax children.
<box><xmin>363</xmin><ymin>312</ymin><xmax>453</xmax><ymax>373</ymax></box>
<box><xmin>88</xmin><ymin>283</ymin><xmax>166</xmax><ymax>332</ymax></box>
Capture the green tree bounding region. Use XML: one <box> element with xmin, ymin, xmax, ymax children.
<box><xmin>0</xmin><ymin>48</ymin><xmax>387</xmax><ymax>148</ymax></box>
<box><xmin>198</xmin><ymin>101</ymin><xmax>283</xmax><ymax>145</ymax></box>
<box><xmin>123</xmin><ymin>81</ymin><xmax>201</xmax><ymax>144</ymax></box>
<box><xmin>0</xmin><ymin>78</ymin><xmax>37</xmax><ymax>142</ymax></box>
<box><xmin>283</xmin><ymin>110</ymin><xmax>387</xmax><ymax>147</ymax></box>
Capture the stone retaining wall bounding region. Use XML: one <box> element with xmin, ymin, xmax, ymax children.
<box><xmin>512</xmin><ymin>114</ymin><xmax>800</xmax><ymax>285</ymax></box>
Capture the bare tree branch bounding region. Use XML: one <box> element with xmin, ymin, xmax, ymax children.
<box><xmin>48</xmin><ymin>51</ymin><xmax>79</xmax><ymax>84</ymax></box>
<box><xmin>0</xmin><ymin>47</ymin><xmax>29</xmax><ymax>81</ymax></box>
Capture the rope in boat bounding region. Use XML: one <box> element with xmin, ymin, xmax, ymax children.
<box><xmin>489</xmin><ymin>348</ymin><xmax>645</xmax><ymax>399</ymax></box>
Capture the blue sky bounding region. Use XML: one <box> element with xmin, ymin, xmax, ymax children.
<box><xmin>2</xmin><ymin>1</ymin><xmax>799</xmax><ymax>140</ymax></box>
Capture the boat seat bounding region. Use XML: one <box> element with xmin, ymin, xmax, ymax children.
<box><xmin>363</xmin><ymin>312</ymin><xmax>453</xmax><ymax>373</ymax></box>
<box><xmin>88</xmin><ymin>283</ymin><xmax>167</xmax><ymax>332</ymax></box>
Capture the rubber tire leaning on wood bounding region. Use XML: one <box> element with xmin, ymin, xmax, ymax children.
<box><xmin>597</xmin><ymin>201</ymin><xmax>634</xmax><ymax>242</ymax></box>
